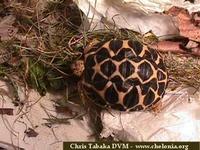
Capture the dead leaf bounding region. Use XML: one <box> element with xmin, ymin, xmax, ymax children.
<box><xmin>0</xmin><ymin>26</ymin><xmax>18</xmax><ymax>41</ymax></box>
<box><xmin>0</xmin><ymin>15</ymin><xmax>18</xmax><ymax>41</ymax></box>
<box><xmin>0</xmin><ymin>88</ymin><xmax>10</xmax><ymax>97</ymax></box>
<box><xmin>150</xmin><ymin>40</ymin><xmax>200</xmax><ymax>56</ymax></box>
<box><xmin>0</xmin><ymin>15</ymin><xmax>15</xmax><ymax>26</ymax></box>
<box><xmin>166</xmin><ymin>6</ymin><xmax>200</xmax><ymax>42</ymax></box>
<box><xmin>0</xmin><ymin>108</ymin><xmax>14</xmax><ymax>115</ymax></box>
<box><xmin>24</xmin><ymin>128</ymin><xmax>38</xmax><ymax>138</ymax></box>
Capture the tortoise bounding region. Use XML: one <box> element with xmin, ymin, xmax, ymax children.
<box><xmin>71</xmin><ymin>39</ymin><xmax>168</xmax><ymax>112</ymax></box>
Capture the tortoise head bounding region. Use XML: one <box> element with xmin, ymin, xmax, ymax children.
<box><xmin>70</xmin><ymin>60</ymin><xmax>85</xmax><ymax>77</ymax></box>
<box><xmin>70</xmin><ymin>39</ymin><xmax>100</xmax><ymax>77</ymax></box>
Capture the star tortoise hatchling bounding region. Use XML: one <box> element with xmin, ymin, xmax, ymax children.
<box><xmin>73</xmin><ymin>39</ymin><xmax>168</xmax><ymax>112</ymax></box>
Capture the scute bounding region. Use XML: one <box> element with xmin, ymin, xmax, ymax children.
<box><xmin>158</xmin><ymin>82</ymin><xmax>166</xmax><ymax>96</ymax></box>
<box><xmin>158</xmin><ymin>60</ymin><xmax>166</xmax><ymax>71</ymax></box>
<box><xmin>149</xmin><ymin>48</ymin><xmax>159</xmax><ymax>61</ymax></box>
<box><xmin>123</xmin><ymin>87</ymin><xmax>139</xmax><ymax>108</ymax></box>
<box><xmin>96</xmin><ymin>47</ymin><xmax>110</xmax><ymax>63</ymax></box>
<box><xmin>85</xmin><ymin>54</ymin><xmax>96</xmax><ymax>69</ymax></box>
<box><xmin>124</xmin><ymin>78</ymin><xmax>141</xmax><ymax>87</ymax></box>
<box><xmin>140</xmin><ymin>78</ymin><xmax>157</xmax><ymax>95</ymax></box>
<box><xmin>128</xmin><ymin>40</ymin><xmax>143</xmax><ymax>55</ymax></box>
<box><xmin>111</xmin><ymin>104</ymin><xmax>125</xmax><ymax>111</ymax></box>
<box><xmin>109</xmin><ymin>39</ymin><xmax>123</xmax><ymax>53</ymax></box>
<box><xmin>138</xmin><ymin>61</ymin><xmax>153</xmax><ymax>81</ymax></box>
<box><xmin>143</xmin><ymin>89</ymin><xmax>155</xmax><ymax>106</ymax></box>
<box><xmin>119</xmin><ymin>60</ymin><xmax>135</xmax><ymax>78</ymax></box>
<box><xmin>84</xmin><ymin>68</ymin><xmax>94</xmax><ymax>83</ymax></box>
<box><xmin>111</xmin><ymin>75</ymin><xmax>128</xmax><ymax>92</ymax></box>
<box><xmin>157</xmin><ymin>70</ymin><xmax>166</xmax><ymax>81</ymax></box>
<box><xmin>105</xmin><ymin>85</ymin><xmax>119</xmax><ymax>104</ymax></box>
<box><xmin>149</xmin><ymin>78</ymin><xmax>158</xmax><ymax>91</ymax></box>
<box><xmin>143</xmin><ymin>50</ymin><xmax>152</xmax><ymax>60</ymax></box>
<box><xmin>93</xmin><ymin>73</ymin><xmax>108</xmax><ymax>90</ymax></box>
<box><xmin>100</xmin><ymin>60</ymin><xmax>116</xmax><ymax>77</ymax></box>
<box><xmin>112</xmin><ymin>48</ymin><xmax>135</xmax><ymax>61</ymax></box>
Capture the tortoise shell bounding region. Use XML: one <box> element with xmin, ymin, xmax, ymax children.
<box><xmin>82</xmin><ymin>39</ymin><xmax>168</xmax><ymax>111</ymax></box>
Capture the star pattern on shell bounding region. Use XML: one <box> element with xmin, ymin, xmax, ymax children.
<box><xmin>82</xmin><ymin>39</ymin><xmax>168</xmax><ymax>111</ymax></box>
